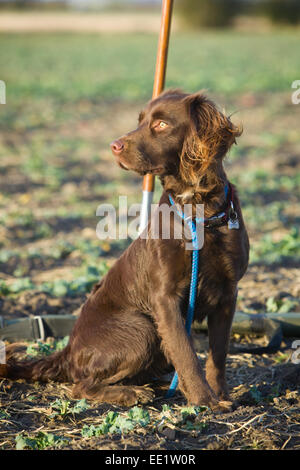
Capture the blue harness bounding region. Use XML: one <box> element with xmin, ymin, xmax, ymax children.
<box><xmin>166</xmin><ymin>183</ymin><xmax>234</xmax><ymax>398</ymax></box>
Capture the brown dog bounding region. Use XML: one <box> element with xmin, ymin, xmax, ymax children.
<box><xmin>2</xmin><ymin>90</ymin><xmax>249</xmax><ymax>411</ymax></box>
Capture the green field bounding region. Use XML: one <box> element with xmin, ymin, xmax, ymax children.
<box><xmin>1</xmin><ymin>31</ymin><xmax>300</xmax><ymax>102</ymax></box>
<box><xmin>0</xmin><ymin>29</ymin><xmax>300</xmax><ymax>450</ymax></box>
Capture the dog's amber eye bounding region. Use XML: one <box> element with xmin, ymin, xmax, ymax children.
<box><xmin>159</xmin><ymin>121</ymin><xmax>167</xmax><ymax>129</ymax></box>
<box><xmin>153</xmin><ymin>120</ymin><xmax>168</xmax><ymax>131</ymax></box>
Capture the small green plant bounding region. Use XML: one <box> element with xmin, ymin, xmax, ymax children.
<box><xmin>127</xmin><ymin>406</ymin><xmax>151</xmax><ymax>427</ymax></box>
<box><xmin>26</xmin><ymin>336</ymin><xmax>69</xmax><ymax>357</ymax></box>
<box><xmin>249</xmin><ymin>386</ymin><xmax>263</xmax><ymax>404</ymax></box>
<box><xmin>0</xmin><ymin>280</ymin><xmax>9</xmax><ymax>296</ymax></box>
<box><xmin>183</xmin><ymin>420</ymin><xmax>207</xmax><ymax>432</ymax></box>
<box><xmin>154</xmin><ymin>404</ymin><xmax>207</xmax><ymax>434</ymax></box>
<box><xmin>179</xmin><ymin>406</ymin><xmax>207</xmax><ymax>431</ymax></box>
<box><xmin>26</xmin><ymin>341</ymin><xmax>53</xmax><ymax>357</ymax></box>
<box><xmin>180</xmin><ymin>405</ymin><xmax>207</xmax><ymax>420</ymax></box>
<box><xmin>0</xmin><ymin>277</ymin><xmax>34</xmax><ymax>296</ymax></box>
<box><xmin>250</xmin><ymin>228</ymin><xmax>300</xmax><ymax>265</ymax></box>
<box><xmin>0</xmin><ymin>409</ymin><xmax>11</xmax><ymax>420</ymax></box>
<box><xmin>15</xmin><ymin>431</ymin><xmax>68</xmax><ymax>450</ymax></box>
<box><xmin>0</xmin><ymin>262</ymin><xmax>109</xmax><ymax>298</ymax></box>
<box><xmin>267</xmin><ymin>385</ymin><xmax>280</xmax><ymax>402</ymax></box>
<box><xmin>249</xmin><ymin>385</ymin><xmax>280</xmax><ymax>404</ymax></box>
<box><xmin>39</xmin><ymin>263</ymin><xmax>109</xmax><ymax>297</ymax></box>
<box><xmin>266</xmin><ymin>296</ymin><xmax>298</xmax><ymax>313</ymax></box>
<box><xmin>49</xmin><ymin>398</ymin><xmax>89</xmax><ymax>419</ymax></box>
<box><xmin>81</xmin><ymin>406</ymin><xmax>150</xmax><ymax>437</ymax></box>
<box><xmin>274</xmin><ymin>352</ymin><xmax>290</xmax><ymax>364</ymax></box>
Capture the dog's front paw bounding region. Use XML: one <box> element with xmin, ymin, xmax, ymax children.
<box><xmin>210</xmin><ymin>400</ymin><xmax>233</xmax><ymax>413</ymax></box>
<box><xmin>188</xmin><ymin>394</ymin><xmax>233</xmax><ymax>413</ymax></box>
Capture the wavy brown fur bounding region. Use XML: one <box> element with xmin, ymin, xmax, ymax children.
<box><xmin>179</xmin><ymin>93</ymin><xmax>242</xmax><ymax>185</ymax></box>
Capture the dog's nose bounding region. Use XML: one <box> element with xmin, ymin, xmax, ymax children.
<box><xmin>110</xmin><ymin>139</ymin><xmax>124</xmax><ymax>155</ymax></box>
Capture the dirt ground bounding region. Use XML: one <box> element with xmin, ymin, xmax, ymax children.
<box><xmin>0</xmin><ymin>343</ymin><xmax>299</xmax><ymax>450</ymax></box>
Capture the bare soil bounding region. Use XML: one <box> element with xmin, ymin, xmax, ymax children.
<box><xmin>0</xmin><ymin>344</ymin><xmax>299</xmax><ymax>450</ymax></box>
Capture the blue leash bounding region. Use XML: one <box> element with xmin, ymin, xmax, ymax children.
<box><xmin>165</xmin><ymin>197</ymin><xmax>200</xmax><ymax>398</ymax></box>
<box><xmin>165</xmin><ymin>185</ymin><xmax>231</xmax><ymax>398</ymax></box>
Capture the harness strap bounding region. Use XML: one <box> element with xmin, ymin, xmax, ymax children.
<box><xmin>0</xmin><ymin>315</ymin><xmax>76</xmax><ymax>342</ymax></box>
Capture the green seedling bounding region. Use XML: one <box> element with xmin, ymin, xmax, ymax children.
<box><xmin>15</xmin><ymin>431</ymin><xmax>68</xmax><ymax>450</ymax></box>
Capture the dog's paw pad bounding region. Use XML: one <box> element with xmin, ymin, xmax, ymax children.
<box><xmin>134</xmin><ymin>386</ymin><xmax>154</xmax><ymax>404</ymax></box>
<box><xmin>213</xmin><ymin>400</ymin><xmax>233</xmax><ymax>413</ymax></box>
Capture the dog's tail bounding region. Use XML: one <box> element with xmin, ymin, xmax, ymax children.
<box><xmin>0</xmin><ymin>345</ymin><xmax>70</xmax><ymax>383</ymax></box>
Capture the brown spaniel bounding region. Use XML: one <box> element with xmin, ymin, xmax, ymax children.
<box><xmin>2</xmin><ymin>90</ymin><xmax>249</xmax><ymax>411</ymax></box>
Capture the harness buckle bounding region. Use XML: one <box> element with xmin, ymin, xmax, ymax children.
<box><xmin>33</xmin><ymin>316</ymin><xmax>45</xmax><ymax>342</ymax></box>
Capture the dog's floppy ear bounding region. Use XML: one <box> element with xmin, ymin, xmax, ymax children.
<box><xmin>180</xmin><ymin>92</ymin><xmax>242</xmax><ymax>184</ymax></box>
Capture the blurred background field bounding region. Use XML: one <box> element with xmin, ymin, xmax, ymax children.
<box><xmin>0</xmin><ymin>0</ymin><xmax>300</xmax><ymax>450</ymax></box>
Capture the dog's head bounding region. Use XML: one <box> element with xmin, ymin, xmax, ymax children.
<box><xmin>110</xmin><ymin>89</ymin><xmax>242</xmax><ymax>184</ymax></box>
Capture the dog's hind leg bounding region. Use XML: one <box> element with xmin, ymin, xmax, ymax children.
<box><xmin>70</xmin><ymin>382</ymin><xmax>154</xmax><ymax>406</ymax></box>
<box><xmin>66</xmin><ymin>310</ymin><xmax>161</xmax><ymax>406</ymax></box>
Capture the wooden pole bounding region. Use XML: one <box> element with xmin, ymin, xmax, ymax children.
<box><xmin>139</xmin><ymin>0</ymin><xmax>174</xmax><ymax>233</ymax></box>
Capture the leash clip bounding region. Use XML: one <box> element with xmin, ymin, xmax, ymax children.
<box><xmin>228</xmin><ymin>201</ymin><xmax>239</xmax><ymax>230</ymax></box>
